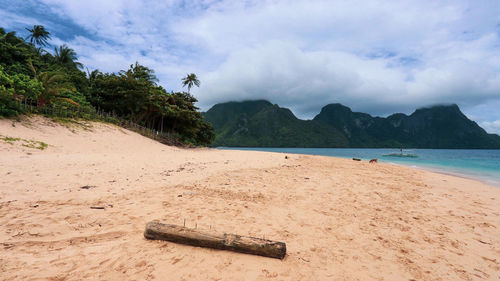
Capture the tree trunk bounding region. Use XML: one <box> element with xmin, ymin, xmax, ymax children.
<box><xmin>144</xmin><ymin>222</ymin><xmax>286</xmax><ymax>259</ymax></box>
<box><xmin>160</xmin><ymin>115</ymin><xmax>164</xmax><ymax>134</ymax></box>
<box><xmin>170</xmin><ymin>117</ymin><xmax>177</xmax><ymax>135</ymax></box>
<box><xmin>135</xmin><ymin>109</ymin><xmax>151</xmax><ymax>124</ymax></box>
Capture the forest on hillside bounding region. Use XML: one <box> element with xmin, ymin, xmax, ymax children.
<box><xmin>0</xmin><ymin>26</ymin><xmax>214</xmax><ymax>146</ymax></box>
<box><xmin>204</xmin><ymin>100</ymin><xmax>500</xmax><ymax>148</ymax></box>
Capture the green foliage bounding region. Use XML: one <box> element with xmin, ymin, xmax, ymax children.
<box><xmin>0</xmin><ymin>28</ymin><xmax>36</xmax><ymax>76</ymax></box>
<box><xmin>0</xmin><ymin>135</ymin><xmax>21</xmax><ymax>143</ymax></box>
<box><xmin>181</xmin><ymin>73</ymin><xmax>200</xmax><ymax>92</ymax></box>
<box><xmin>85</xmin><ymin>63</ymin><xmax>213</xmax><ymax>145</ymax></box>
<box><xmin>204</xmin><ymin>100</ymin><xmax>500</xmax><ymax>149</ymax></box>
<box><xmin>164</xmin><ymin>92</ymin><xmax>215</xmax><ymax>145</ymax></box>
<box><xmin>0</xmin><ymin>65</ymin><xmax>43</xmax><ymax>117</ymax></box>
<box><xmin>204</xmin><ymin>100</ymin><xmax>347</xmax><ymax>147</ymax></box>
<box><xmin>10</xmin><ymin>71</ymin><xmax>43</xmax><ymax>99</ymax></box>
<box><xmin>0</xmin><ymin>93</ymin><xmax>21</xmax><ymax>117</ymax></box>
<box><xmin>0</xmin><ymin>26</ymin><xmax>214</xmax><ymax>146</ymax></box>
<box><xmin>87</xmin><ymin>63</ymin><xmax>164</xmax><ymax>119</ymax></box>
<box><xmin>25</xmin><ymin>25</ymin><xmax>51</xmax><ymax>47</ymax></box>
<box><xmin>194</xmin><ymin>121</ymin><xmax>216</xmax><ymax>145</ymax></box>
<box><xmin>34</xmin><ymin>70</ymin><xmax>78</xmax><ymax>106</ymax></box>
<box><xmin>53</xmin><ymin>44</ymin><xmax>83</xmax><ymax>70</ymax></box>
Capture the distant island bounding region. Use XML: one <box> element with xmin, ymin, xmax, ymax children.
<box><xmin>204</xmin><ymin>100</ymin><xmax>500</xmax><ymax>148</ymax></box>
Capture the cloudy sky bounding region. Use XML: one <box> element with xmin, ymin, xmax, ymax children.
<box><xmin>2</xmin><ymin>0</ymin><xmax>500</xmax><ymax>133</ymax></box>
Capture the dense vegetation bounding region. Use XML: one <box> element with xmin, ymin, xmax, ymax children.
<box><xmin>0</xmin><ymin>26</ymin><xmax>214</xmax><ymax>146</ymax></box>
<box><xmin>204</xmin><ymin>100</ymin><xmax>500</xmax><ymax>148</ymax></box>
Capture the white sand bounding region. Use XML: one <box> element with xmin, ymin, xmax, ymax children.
<box><xmin>1</xmin><ymin>116</ymin><xmax>499</xmax><ymax>280</ymax></box>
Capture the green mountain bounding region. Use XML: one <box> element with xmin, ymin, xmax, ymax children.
<box><xmin>204</xmin><ymin>100</ymin><xmax>347</xmax><ymax>147</ymax></box>
<box><xmin>204</xmin><ymin>100</ymin><xmax>500</xmax><ymax>148</ymax></box>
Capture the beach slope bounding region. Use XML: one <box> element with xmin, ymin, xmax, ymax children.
<box><xmin>1</xmin><ymin>116</ymin><xmax>499</xmax><ymax>280</ymax></box>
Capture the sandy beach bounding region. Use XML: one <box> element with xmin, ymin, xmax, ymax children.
<box><xmin>1</xmin><ymin>116</ymin><xmax>499</xmax><ymax>281</ymax></box>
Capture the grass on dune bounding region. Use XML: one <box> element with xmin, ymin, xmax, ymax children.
<box><xmin>1</xmin><ymin>134</ymin><xmax>49</xmax><ymax>150</ymax></box>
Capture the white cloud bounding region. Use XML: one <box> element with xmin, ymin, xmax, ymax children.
<box><xmin>480</xmin><ymin>120</ymin><xmax>500</xmax><ymax>135</ymax></box>
<box><xmin>199</xmin><ymin>41</ymin><xmax>409</xmax><ymax>117</ymax></box>
<box><xmin>198</xmin><ymin>34</ymin><xmax>500</xmax><ymax>118</ymax></box>
<box><xmin>0</xmin><ymin>10</ymin><xmax>36</xmax><ymax>28</ymax></box>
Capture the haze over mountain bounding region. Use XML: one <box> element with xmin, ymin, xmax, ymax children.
<box><xmin>204</xmin><ymin>100</ymin><xmax>500</xmax><ymax>148</ymax></box>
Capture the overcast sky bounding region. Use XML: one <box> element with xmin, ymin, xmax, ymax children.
<box><xmin>2</xmin><ymin>0</ymin><xmax>500</xmax><ymax>133</ymax></box>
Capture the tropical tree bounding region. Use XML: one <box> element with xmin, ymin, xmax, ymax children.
<box><xmin>54</xmin><ymin>44</ymin><xmax>83</xmax><ymax>69</ymax></box>
<box><xmin>25</xmin><ymin>25</ymin><xmax>51</xmax><ymax>47</ymax></box>
<box><xmin>181</xmin><ymin>73</ymin><xmax>200</xmax><ymax>92</ymax></box>
<box><xmin>28</xmin><ymin>61</ymin><xmax>76</xmax><ymax>106</ymax></box>
<box><xmin>1</xmin><ymin>25</ymin><xmax>214</xmax><ymax>145</ymax></box>
<box><xmin>87</xmin><ymin>68</ymin><xmax>101</xmax><ymax>83</ymax></box>
<box><xmin>37</xmin><ymin>71</ymin><xmax>78</xmax><ymax>106</ymax></box>
<box><xmin>120</xmin><ymin>61</ymin><xmax>158</xmax><ymax>83</ymax></box>
<box><xmin>0</xmin><ymin>30</ymin><xmax>19</xmax><ymax>43</ymax></box>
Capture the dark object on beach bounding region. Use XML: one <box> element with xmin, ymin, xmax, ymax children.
<box><xmin>352</xmin><ymin>158</ymin><xmax>361</xmax><ymax>161</ymax></box>
<box><xmin>144</xmin><ymin>221</ymin><xmax>286</xmax><ymax>259</ymax></box>
<box><xmin>90</xmin><ymin>206</ymin><xmax>105</xmax><ymax>209</ymax></box>
<box><xmin>369</xmin><ymin>159</ymin><xmax>378</xmax><ymax>163</ymax></box>
<box><xmin>80</xmin><ymin>185</ymin><xmax>95</xmax><ymax>189</ymax></box>
<box><xmin>285</xmin><ymin>155</ymin><xmax>288</xmax><ymax>159</ymax></box>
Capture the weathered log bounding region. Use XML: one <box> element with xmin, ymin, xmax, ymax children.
<box><xmin>144</xmin><ymin>221</ymin><xmax>286</xmax><ymax>259</ymax></box>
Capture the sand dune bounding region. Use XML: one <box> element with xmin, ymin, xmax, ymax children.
<box><xmin>1</xmin><ymin>116</ymin><xmax>499</xmax><ymax>280</ymax></box>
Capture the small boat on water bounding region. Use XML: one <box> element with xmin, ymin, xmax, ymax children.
<box><xmin>382</xmin><ymin>153</ymin><xmax>419</xmax><ymax>158</ymax></box>
<box><xmin>383</xmin><ymin>149</ymin><xmax>419</xmax><ymax>158</ymax></box>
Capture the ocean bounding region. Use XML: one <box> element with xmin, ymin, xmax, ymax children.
<box><xmin>218</xmin><ymin>147</ymin><xmax>500</xmax><ymax>186</ymax></box>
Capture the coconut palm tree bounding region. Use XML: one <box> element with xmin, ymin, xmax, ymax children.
<box><xmin>36</xmin><ymin>71</ymin><xmax>77</xmax><ymax>106</ymax></box>
<box><xmin>181</xmin><ymin>73</ymin><xmax>200</xmax><ymax>92</ymax></box>
<box><xmin>54</xmin><ymin>44</ymin><xmax>83</xmax><ymax>69</ymax></box>
<box><xmin>25</xmin><ymin>25</ymin><xmax>51</xmax><ymax>47</ymax></box>
<box><xmin>86</xmin><ymin>68</ymin><xmax>101</xmax><ymax>84</ymax></box>
<box><xmin>28</xmin><ymin>61</ymin><xmax>76</xmax><ymax>106</ymax></box>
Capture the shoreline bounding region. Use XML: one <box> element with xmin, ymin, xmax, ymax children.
<box><xmin>395</xmin><ymin>162</ymin><xmax>500</xmax><ymax>188</ymax></box>
<box><xmin>218</xmin><ymin>147</ymin><xmax>500</xmax><ymax>188</ymax></box>
<box><xmin>1</xmin><ymin>117</ymin><xmax>499</xmax><ymax>280</ymax></box>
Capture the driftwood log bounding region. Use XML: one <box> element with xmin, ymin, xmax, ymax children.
<box><xmin>144</xmin><ymin>221</ymin><xmax>286</xmax><ymax>259</ymax></box>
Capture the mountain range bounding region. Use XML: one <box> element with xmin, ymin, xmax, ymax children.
<box><xmin>203</xmin><ymin>100</ymin><xmax>500</xmax><ymax>148</ymax></box>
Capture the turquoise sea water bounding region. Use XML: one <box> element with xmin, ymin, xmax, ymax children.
<box><xmin>218</xmin><ymin>147</ymin><xmax>500</xmax><ymax>186</ymax></box>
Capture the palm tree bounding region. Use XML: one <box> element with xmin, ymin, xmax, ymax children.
<box><xmin>181</xmin><ymin>73</ymin><xmax>200</xmax><ymax>92</ymax></box>
<box><xmin>54</xmin><ymin>44</ymin><xmax>83</xmax><ymax>69</ymax></box>
<box><xmin>28</xmin><ymin>61</ymin><xmax>77</xmax><ymax>106</ymax></box>
<box><xmin>36</xmin><ymin>71</ymin><xmax>77</xmax><ymax>106</ymax></box>
<box><xmin>86</xmin><ymin>68</ymin><xmax>101</xmax><ymax>83</ymax></box>
<box><xmin>121</xmin><ymin>62</ymin><xmax>158</xmax><ymax>83</ymax></box>
<box><xmin>25</xmin><ymin>25</ymin><xmax>51</xmax><ymax>47</ymax></box>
